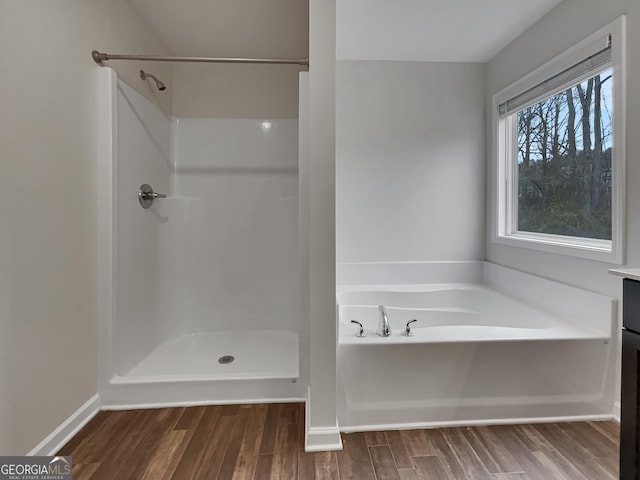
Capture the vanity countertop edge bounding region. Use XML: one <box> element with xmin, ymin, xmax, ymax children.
<box><xmin>609</xmin><ymin>268</ymin><xmax>640</xmax><ymax>282</ymax></box>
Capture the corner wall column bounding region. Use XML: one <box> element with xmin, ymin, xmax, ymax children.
<box><xmin>305</xmin><ymin>0</ymin><xmax>342</xmax><ymax>452</ymax></box>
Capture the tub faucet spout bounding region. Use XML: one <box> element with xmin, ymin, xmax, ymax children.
<box><xmin>377</xmin><ymin>305</ymin><xmax>391</xmax><ymax>337</ymax></box>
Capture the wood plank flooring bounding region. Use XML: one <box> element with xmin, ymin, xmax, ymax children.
<box><xmin>58</xmin><ymin>403</ymin><xmax>619</xmax><ymax>479</ymax></box>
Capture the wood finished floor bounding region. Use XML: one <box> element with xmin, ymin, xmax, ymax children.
<box><xmin>58</xmin><ymin>403</ymin><xmax>619</xmax><ymax>480</ymax></box>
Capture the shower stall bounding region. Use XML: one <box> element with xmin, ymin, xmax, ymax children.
<box><xmin>97</xmin><ymin>65</ymin><xmax>309</xmax><ymax>407</ymax></box>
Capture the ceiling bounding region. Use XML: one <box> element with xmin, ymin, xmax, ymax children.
<box><xmin>337</xmin><ymin>0</ymin><xmax>564</xmax><ymax>62</ymax></box>
<box><xmin>126</xmin><ymin>0</ymin><xmax>563</xmax><ymax>63</ymax></box>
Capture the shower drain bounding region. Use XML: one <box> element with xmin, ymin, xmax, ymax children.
<box><xmin>218</xmin><ymin>355</ymin><xmax>235</xmax><ymax>365</ymax></box>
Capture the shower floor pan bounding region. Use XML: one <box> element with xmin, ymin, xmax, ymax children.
<box><xmin>115</xmin><ymin>330</ymin><xmax>299</xmax><ymax>383</ymax></box>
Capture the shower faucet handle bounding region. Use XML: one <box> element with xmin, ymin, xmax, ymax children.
<box><xmin>350</xmin><ymin>320</ymin><xmax>366</xmax><ymax>338</ymax></box>
<box><xmin>403</xmin><ymin>319</ymin><xmax>417</xmax><ymax>337</ymax></box>
<box><xmin>138</xmin><ymin>183</ymin><xmax>166</xmax><ymax>209</ymax></box>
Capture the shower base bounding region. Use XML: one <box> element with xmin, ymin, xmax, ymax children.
<box><xmin>122</xmin><ymin>330</ymin><xmax>298</xmax><ymax>381</ymax></box>
<box><xmin>102</xmin><ymin>330</ymin><xmax>303</xmax><ymax>408</ymax></box>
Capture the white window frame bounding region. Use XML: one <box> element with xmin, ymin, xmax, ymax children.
<box><xmin>491</xmin><ymin>17</ymin><xmax>626</xmax><ymax>264</ymax></box>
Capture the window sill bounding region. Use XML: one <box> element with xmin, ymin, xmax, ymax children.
<box><xmin>492</xmin><ymin>232</ymin><xmax>622</xmax><ymax>264</ymax></box>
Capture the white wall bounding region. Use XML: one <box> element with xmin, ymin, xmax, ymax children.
<box><xmin>172</xmin><ymin>64</ymin><xmax>304</xmax><ymax>118</ymax></box>
<box><xmin>0</xmin><ymin>0</ymin><xmax>171</xmax><ymax>455</ymax></box>
<box><xmin>100</xmin><ymin>2</ymin><xmax>174</xmax><ymax>114</ymax></box>
<box><xmin>336</xmin><ymin>61</ymin><xmax>486</xmax><ymax>264</ymax></box>
<box><xmin>170</xmin><ymin>117</ymin><xmax>300</xmax><ymax>334</ymax></box>
<box><xmin>485</xmin><ymin>1</ymin><xmax>640</xmax><ymax>408</ymax></box>
<box><xmin>113</xmin><ymin>80</ymin><xmax>172</xmax><ymax>376</ymax></box>
<box><xmin>157</xmin><ymin>0</ymin><xmax>307</xmax><ymax>120</ymax></box>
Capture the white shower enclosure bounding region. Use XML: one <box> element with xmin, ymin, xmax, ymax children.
<box><xmin>97</xmin><ymin>68</ymin><xmax>308</xmax><ymax>407</ymax></box>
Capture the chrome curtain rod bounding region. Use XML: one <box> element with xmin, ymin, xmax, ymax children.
<box><xmin>92</xmin><ymin>50</ymin><xmax>308</xmax><ymax>66</ymax></box>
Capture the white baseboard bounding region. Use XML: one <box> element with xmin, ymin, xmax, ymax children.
<box><xmin>614</xmin><ymin>401</ymin><xmax>621</xmax><ymax>422</ymax></box>
<box><xmin>304</xmin><ymin>387</ymin><xmax>342</xmax><ymax>452</ymax></box>
<box><xmin>340</xmin><ymin>413</ymin><xmax>616</xmax><ymax>433</ymax></box>
<box><xmin>28</xmin><ymin>394</ymin><xmax>101</xmax><ymax>456</ymax></box>
<box><xmin>305</xmin><ymin>424</ymin><xmax>343</xmax><ymax>452</ymax></box>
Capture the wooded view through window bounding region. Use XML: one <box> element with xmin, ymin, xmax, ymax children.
<box><xmin>516</xmin><ymin>69</ymin><xmax>613</xmax><ymax>240</ymax></box>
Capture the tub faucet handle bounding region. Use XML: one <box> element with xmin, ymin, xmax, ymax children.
<box><xmin>350</xmin><ymin>320</ymin><xmax>365</xmax><ymax>338</ymax></box>
<box><xmin>403</xmin><ymin>319</ymin><xmax>417</xmax><ymax>337</ymax></box>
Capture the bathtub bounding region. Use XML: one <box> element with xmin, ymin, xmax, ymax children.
<box><xmin>336</xmin><ymin>262</ymin><xmax>616</xmax><ymax>432</ymax></box>
<box><xmin>339</xmin><ymin>285</ymin><xmax>607</xmax><ymax>345</ymax></box>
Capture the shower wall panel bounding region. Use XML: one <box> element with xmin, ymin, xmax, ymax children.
<box><xmin>171</xmin><ymin>118</ymin><xmax>299</xmax><ymax>334</ymax></box>
<box><xmin>114</xmin><ymin>80</ymin><xmax>172</xmax><ymax>376</ymax></box>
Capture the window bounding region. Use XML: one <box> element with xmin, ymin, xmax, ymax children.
<box><xmin>516</xmin><ymin>69</ymin><xmax>613</xmax><ymax>240</ymax></box>
<box><xmin>492</xmin><ymin>18</ymin><xmax>626</xmax><ymax>263</ymax></box>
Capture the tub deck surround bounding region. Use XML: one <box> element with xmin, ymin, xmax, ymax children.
<box><xmin>337</xmin><ymin>261</ymin><xmax>616</xmax><ymax>431</ymax></box>
<box><xmin>338</xmin><ymin>339</ymin><xmax>612</xmax><ymax>431</ymax></box>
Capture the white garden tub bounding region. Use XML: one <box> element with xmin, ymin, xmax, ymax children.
<box><xmin>339</xmin><ymin>285</ymin><xmax>607</xmax><ymax>345</ymax></box>
<box><xmin>336</xmin><ymin>262</ymin><xmax>616</xmax><ymax>432</ymax></box>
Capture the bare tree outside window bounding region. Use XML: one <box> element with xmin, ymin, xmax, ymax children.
<box><xmin>516</xmin><ymin>69</ymin><xmax>613</xmax><ymax>240</ymax></box>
